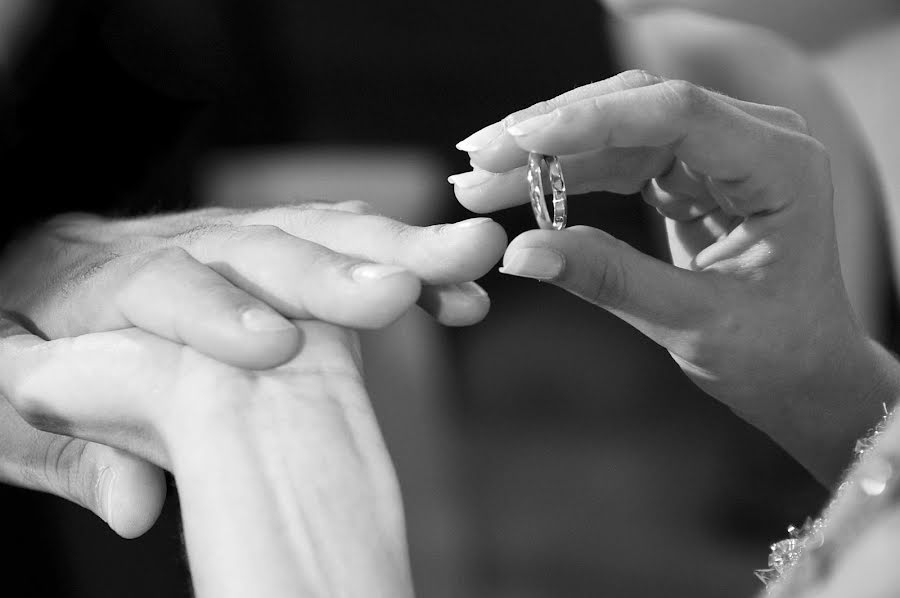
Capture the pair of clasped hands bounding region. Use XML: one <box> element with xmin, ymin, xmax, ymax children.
<box><xmin>1</xmin><ymin>70</ymin><xmax>895</xmax><ymax>596</ymax></box>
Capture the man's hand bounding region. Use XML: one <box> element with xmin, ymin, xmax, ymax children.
<box><xmin>0</xmin><ymin>317</ymin><xmax>413</xmax><ymax>597</ymax></box>
<box><xmin>0</xmin><ymin>391</ymin><xmax>165</xmax><ymax>538</ymax></box>
<box><xmin>450</xmin><ymin>70</ymin><xmax>900</xmax><ymax>485</ymax></box>
<box><xmin>0</xmin><ymin>202</ymin><xmax>507</xmax><ymax>369</ymax></box>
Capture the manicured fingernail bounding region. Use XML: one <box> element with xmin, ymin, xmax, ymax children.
<box><xmin>459</xmin><ymin>281</ymin><xmax>489</xmax><ymax>299</ymax></box>
<box><xmin>456</xmin><ymin>122</ymin><xmax>504</xmax><ymax>152</ymax></box>
<box><xmin>451</xmin><ymin>217</ymin><xmax>493</xmax><ymax>229</ymax></box>
<box><xmin>447</xmin><ymin>170</ymin><xmax>495</xmax><ymax>189</ymax></box>
<box><xmin>98</xmin><ymin>467</ymin><xmax>117</xmax><ymax>529</ymax></box>
<box><xmin>352</xmin><ymin>263</ymin><xmax>408</xmax><ymax>282</ymax></box>
<box><xmin>508</xmin><ymin>111</ymin><xmax>558</xmax><ymax>137</ymax></box>
<box><xmin>500</xmin><ymin>248</ymin><xmax>565</xmax><ymax>280</ymax></box>
<box><xmin>241</xmin><ymin>307</ymin><xmax>293</xmax><ymax>332</ymax></box>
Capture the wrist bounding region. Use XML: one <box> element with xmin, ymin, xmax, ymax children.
<box><xmin>167</xmin><ymin>402</ymin><xmax>315</xmax><ymax>598</ymax></box>
<box><xmin>161</xmin><ymin>373</ymin><xmax>412</xmax><ymax>598</ymax></box>
<box><xmin>759</xmin><ymin>330</ymin><xmax>900</xmax><ymax>487</ymax></box>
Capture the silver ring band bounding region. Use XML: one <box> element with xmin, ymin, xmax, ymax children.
<box><xmin>527</xmin><ymin>153</ymin><xmax>567</xmax><ymax>230</ymax></box>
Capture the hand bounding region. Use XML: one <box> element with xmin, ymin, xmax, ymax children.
<box><xmin>0</xmin><ymin>382</ymin><xmax>165</xmax><ymax>539</ymax></box>
<box><xmin>450</xmin><ymin>70</ymin><xmax>900</xmax><ymax>484</ymax></box>
<box><xmin>0</xmin><ymin>317</ymin><xmax>412</xmax><ymax>597</ymax></box>
<box><xmin>0</xmin><ymin>202</ymin><xmax>507</xmax><ymax>369</ymax></box>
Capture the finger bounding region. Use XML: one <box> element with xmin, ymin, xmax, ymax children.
<box><xmin>0</xmin><ymin>401</ymin><xmax>167</xmax><ymax>538</ymax></box>
<box><xmin>235</xmin><ymin>208</ymin><xmax>509</xmax><ymax>286</ymax></box>
<box><xmin>498</xmin><ymin>226</ymin><xmax>720</xmax><ymax>346</ymax></box>
<box><xmin>450</xmin><ymin>147</ymin><xmax>673</xmax><ymax>213</ymax></box>
<box><xmin>506</xmin><ymin>80</ymin><xmax>826</xmax><ymax>216</ymax></box>
<box><xmin>460</xmin><ymin>70</ymin><xmax>808</xmax><ymax>174</ymax></box>
<box><xmin>418</xmin><ymin>282</ymin><xmax>490</xmax><ymax>327</ymax></box>
<box><xmin>641</xmin><ymin>160</ymin><xmax>719</xmax><ymax>221</ymax></box>
<box><xmin>0</xmin><ymin>320</ymin><xmax>166</xmax><ymax>539</ymax></box>
<box><xmin>0</xmin><ymin>318</ymin><xmax>179</xmax><ymax>461</ymax></box>
<box><xmin>179</xmin><ymin>225</ymin><xmax>423</xmax><ymax>330</ymax></box>
<box><xmin>458</xmin><ymin>69</ymin><xmax>664</xmax><ymax>173</ymax></box>
<box><xmin>113</xmin><ymin>247</ymin><xmax>301</xmax><ymax>369</ymax></box>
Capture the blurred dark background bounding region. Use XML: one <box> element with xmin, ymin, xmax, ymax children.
<box><xmin>0</xmin><ymin>1</ymin><xmax>828</xmax><ymax>596</ymax></box>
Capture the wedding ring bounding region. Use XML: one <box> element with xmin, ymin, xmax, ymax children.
<box><xmin>527</xmin><ymin>153</ymin><xmax>567</xmax><ymax>230</ymax></box>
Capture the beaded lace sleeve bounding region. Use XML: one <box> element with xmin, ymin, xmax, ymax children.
<box><xmin>756</xmin><ymin>405</ymin><xmax>897</xmax><ymax>596</ymax></box>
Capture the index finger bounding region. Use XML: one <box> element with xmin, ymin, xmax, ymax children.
<box><xmin>508</xmin><ymin>80</ymin><xmax>829</xmax><ymax>216</ymax></box>
<box><xmin>460</xmin><ymin>71</ymin><xmax>810</xmax><ymax>176</ymax></box>
<box><xmin>458</xmin><ymin>69</ymin><xmax>663</xmax><ymax>173</ymax></box>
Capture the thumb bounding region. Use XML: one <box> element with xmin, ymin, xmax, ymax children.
<box><xmin>0</xmin><ymin>314</ymin><xmax>166</xmax><ymax>538</ymax></box>
<box><xmin>499</xmin><ymin>226</ymin><xmax>719</xmax><ymax>347</ymax></box>
<box><xmin>0</xmin><ymin>397</ymin><xmax>166</xmax><ymax>538</ymax></box>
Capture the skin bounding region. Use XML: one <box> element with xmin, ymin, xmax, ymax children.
<box><xmin>604</xmin><ymin>9</ymin><xmax>892</xmax><ymax>340</ymax></box>
<box><xmin>0</xmin><ymin>202</ymin><xmax>506</xmax><ymax>538</ymax></box>
<box><xmin>450</xmin><ymin>69</ymin><xmax>900</xmax><ymax>488</ymax></box>
<box><xmin>589</xmin><ymin>8</ymin><xmax>900</xmax><ymax>596</ymax></box>
<box><xmin>0</xmin><ymin>317</ymin><xmax>413</xmax><ymax>597</ymax></box>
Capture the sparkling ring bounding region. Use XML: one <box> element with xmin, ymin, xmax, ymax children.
<box><xmin>527</xmin><ymin>153</ymin><xmax>567</xmax><ymax>230</ymax></box>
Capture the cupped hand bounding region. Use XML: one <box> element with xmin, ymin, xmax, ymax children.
<box><xmin>451</xmin><ymin>70</ymin><xmax>897</xmax><ymax>484</ymax></box>
<box><xmin>0</xmin><ymin>316</ymin><xmax>412</xmax><ymax>597</ymax></box>
<box><xmin>0</xmin><ymin>201</ymin><xmax>507</xmax><ymax>370</ymax></box>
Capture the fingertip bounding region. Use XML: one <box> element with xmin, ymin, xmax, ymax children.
<box><xmin>347</xmin><ymin>270</ymin><xmax>423</xmax><ymax>329</ymax></box>
<box><xmin>455</xmin><ymin>121</ymin><xmax>505</xmax><ymax>153</ymax></box>
<box><xmin>461</xmin><ymin>217</ymin><xmax>509</xmax><ymax>252</ymax></box>
<box><xmin>210</xmin><ymin>320</ymin><xmax>301</xmax><ymax>370</ymax></box>
<box><xmin>239</xmin><ymin>307</ymin><xmax>294</xmax><ymax>333</ymax></box>
<box><xmin>419</xmin><ymin>282</ymin><xmax>491</xmax><ymax>327</ymax></box>
<box><xmin>501</xmin><ymin>246</ymin><xmax>566</xmax><ymax>282</ymax></box>
<box><xmin>453</xmin><ymin>185</ymin><xmax>495</xmax><ymax>215</ymax></box>
<box><xmin>99</xmin><ymin>450</ymin><xmax>167</xmax><ymax>539</ymax></box>
<box><xmin>430</xmin><ymin>219</ymin><xmax>508</xmax><ymax>282</ymax></box>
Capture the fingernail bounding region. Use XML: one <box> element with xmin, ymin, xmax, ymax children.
<box><xmin>451</xmin><ymin>217</ymin><xmax>493</xmax><ymax>229</ymax></box>
<box><xmin>500</xmin><ymin>248</ymin><xmax>565</xmax><ymax>280</ymax></box>
<box><xmin>508</xmin><ymin>111</ymin><xmax>558</xmax><ymax>137</ymax></box>
<box><xmin>98</xmin><ymin>467</ymin><xmax>117</xmax><ymax>529</ymax></box>
<box><xmin>352</xmin><ymin>263</ymin><xmax>409</xmax><ymax>282</ymax></box>
<box><xmin>447</xmin><ymin>170</ymin><xmax>496</xmax><ymax>189</ymax></box>
<box><xmin>241</xmin><ymin>307</ymin><xmax>294</xmax><ymax>332</ymax></box>
<box><xmin>456</xmin><ymin>122</ymin><xmax>504</xmax><ymax>152</ymax></box>
<box><xmin>459</xmin><ymin>281</ymin><xmax>489</xmax><ymax>299</ymax></box>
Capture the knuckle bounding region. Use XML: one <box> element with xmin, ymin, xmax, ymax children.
<box><xmin>772</xmin><ymin>106</ymin><xmax>809</xmax><ymax>134</ymax></box>
<box><xmin>378</xmin><ymin>215</ymin><xmax>413</xmax><ymax>242</ymax></box>
<box><xmin>194</xmin><ymin>206</ymin><xmax>239</xmax><ymax>222</ymax></box>
<box><xmin>580</xmin><ymin>234</ymin><xmax>628</xmax><ymax>310</ymax></box>
<box><xmin>505</xmin><ymin>99</ymin><xmax>555</xmax><ymax>129</ymax></box>
<box><xmin>790</xmin><ymin>133</ymin><xmax>831</xmax><ymax>180</ymax></box>
<box><xmin>39</xmin><ymin>436</ymin><xmax>96</xmax><ymax>508</ymax></box>
<box><xmin>265</xmin><ymin>204</ymin><xmax>322</xmax><ymax>230</ymax></box>
<box><xmin>334</xmin><ymin>200</ymin><xmax>374</xmax><ymax>215</ymax></box>
<box><xmin>65</xmin><ymin>251</ymin><xmax>121</xmax><ymax>290</ymax></box>
<box><xmin>171</xmin><ymin>222</ymin><xmax>230</xmax><ymax>247</ymax></box>
<box><xmin>231</xmin><ymin>223</ymin><xmax>284</xmax><ymax>242</ymax></box>
<box><xmin>662</xmin><ymin>79</ymin><xmax>706</xmax><ymax>117</ymax></box>
<box><xmin>133</xmin><ymin>246</ymin><xmax>193</xmax><ymax>274</ymax></box>
<box><xmin>617</xmin><ymin>68</ymin><xmax>663</xmax><ymax>87</ymax></box>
